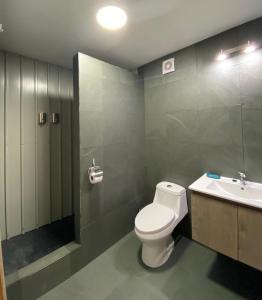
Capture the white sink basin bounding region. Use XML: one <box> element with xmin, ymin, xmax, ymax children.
<box><xmin>189</xmin><ymin>174</ymin><xmax>262</xmax><ymax>209</ymax></box>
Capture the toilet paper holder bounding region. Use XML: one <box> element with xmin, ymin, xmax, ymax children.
<box><xmin>88</xmin><ymin>158</ymin><xmax>103</xmax><ymax>184</ymax></box>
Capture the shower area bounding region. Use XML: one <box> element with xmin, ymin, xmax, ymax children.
<box><xmin>0</xmin><ymin>51</ymin><xmax>75</xmax><ymax>275</ymax></box>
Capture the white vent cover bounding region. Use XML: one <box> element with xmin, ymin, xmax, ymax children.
<box><xmin>162</xmin><ymin>58</ymin><xmax>175</xmax><ymax>74</ymax></box>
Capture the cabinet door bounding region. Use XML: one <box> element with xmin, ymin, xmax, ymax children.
<box><xmin>238</xmin><ymin>206</ymin><xmax>262</xmax><ymax>271</ymax></box>
<box><xmin>191</xmin><ymin>193</ymin><xmax>238</xmax><ymax>259</ymax></box>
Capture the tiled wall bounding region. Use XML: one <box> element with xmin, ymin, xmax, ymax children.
<box><xmin>142</xmin><ymin>17</ymin><xmax>262</xmax><ymax>207</ymax></box>
<box><xmin>75</xmin><ymin>52</ymin><xmax>145</xmax><ymax>242</ymax></box>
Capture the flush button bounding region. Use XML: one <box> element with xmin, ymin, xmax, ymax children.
<box><xmin>167</xmin><ymin>184</ymin><xmax>172</xmax><ymax>188</ymax></box>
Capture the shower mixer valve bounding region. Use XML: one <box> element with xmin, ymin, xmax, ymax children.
<box><xmin>51</xmin><ymin>113</ymin><xmax>60</xmax><ymax>124</ymax></box>
<box><xmin>38</xmin><ymin>112</ymin><xmax>48</xmax><ymax>125</ymax></box>
<box><xmin>38</xmin><ymin>112</ymin><xmax>60</xmax><ymax>125</ymax></box>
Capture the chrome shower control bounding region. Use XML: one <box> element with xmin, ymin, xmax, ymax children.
<box><xmin>51</xmin><ymin>113</ymin><xmax>60</xmax><ymax>124</ymax></box>
<box><xmin>38</xmin><ymin>112</ymin><xmax>48</xmax><ymax>125</ymax></box>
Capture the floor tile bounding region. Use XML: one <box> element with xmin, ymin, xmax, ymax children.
<box><xmin>38</xmin><ymin>232</ymin><xmax>262</xmax><ymax>300</ymax></box>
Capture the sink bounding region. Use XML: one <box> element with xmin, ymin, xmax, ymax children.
<box><xmin>189</xmin><ymin>174</ymin><xmax>262</xmax><ymax>209</ymax></box>
<box><xmin>207</xmin><ymin>181</ymin><xmax>262</xmax><ymax>201</ymax></box>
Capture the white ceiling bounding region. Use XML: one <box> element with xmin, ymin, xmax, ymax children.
<box><xmin>1</xmin><ymin>0</ymin><xmax>262</xmax><ymax>70</ymax></box>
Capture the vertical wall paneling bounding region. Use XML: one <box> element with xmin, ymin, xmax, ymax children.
<box><xmin>21</xmin><ymin>57</ymin><xmax>37</xmax><ymax>233</ymax></box>
<box><xmin>5</xmin><ymin>53</ymin><xmax>22</xmax><ymax>238</ymax></box>
<box><xmin>60</xmin><ymin>69</ymin><xmax>72</xmax><ymax>217</ymax></box>
<box><xmin>0</xmin><ymin>51</ymin><xmax>73</xmax><ymax>240</ymax></box>
<box><xmin>36</xmin><ymin>62</ymin><xmax>51</xmax><ymax>226</ymax></box>
<box><xmin>69</xmin><ymin>72</ymin><xmax>74</xmax><ymax>214</ymax></box>
<box><xmin>0</xmin><ymin>52</ymin><xmax>6</xmax><ymax>240</ymax></box>
<box><xmin>49</xmin><ymin>65</ymin><xmax>62</xmax><ymax>221</ymax></box>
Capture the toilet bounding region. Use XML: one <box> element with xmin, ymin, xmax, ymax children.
<box><xmin>135</xmin><ymin>181</ymin><xmax>188</xmax><ymax>268</ymax></box>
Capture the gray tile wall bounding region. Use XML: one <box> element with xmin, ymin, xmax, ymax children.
<box><xmin>75</xmin><ymin>52</ymin><xmax>146</xmax><ymax>241</ymax></box>
<box><xmin>141</xmin><ymin>17</ymin><xmax>262</xmax><ymax>220</ymax></box>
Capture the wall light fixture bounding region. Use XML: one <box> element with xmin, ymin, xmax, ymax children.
<box><xmin>244</xmin><ymin>41</ymin><xmax>257</xmax><ymax>54</ymax></box>
<box><xmin>216</xmin><ymin>41</ymin><xmax>258</xmax><ymax>61</ymax></box>
<box><xmin>216</xmin><ymin>50</ymin><xmax>228</xmax><ymax>61</ymax></box>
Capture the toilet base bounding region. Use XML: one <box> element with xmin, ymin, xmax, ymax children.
<box><xmin>141</xmin><ymin>236</ymin><xmax>174</xmax><ymax>268</ymax></box>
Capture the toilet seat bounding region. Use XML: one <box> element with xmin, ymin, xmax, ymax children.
<box><xmin>135</xmin><ymin>203</ymin><xmax>176</xmax><ymax>234</ymax></box>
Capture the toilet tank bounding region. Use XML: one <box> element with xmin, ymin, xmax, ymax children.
<box><xmin>153</xmin><ymin>181</ymin><xmax>187</xmax><ymax>216</ymax></box>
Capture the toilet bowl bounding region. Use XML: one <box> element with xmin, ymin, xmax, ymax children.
<box><xmin>135</xmin><ymin>181</ymin><xmax>188</xmax><ymax>268</ymax></box>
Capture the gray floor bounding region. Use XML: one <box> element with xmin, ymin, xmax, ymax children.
<box><xmin>38</xmin><ymin>232</ymin><xmax>262</xmax><ymax>300</ymax></box>
<box><xmin>2</xmin><ymin>216</ymin><xmax>74</xmax><ymax>275</ymax></box>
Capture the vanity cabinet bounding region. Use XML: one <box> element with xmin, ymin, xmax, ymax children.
<box><xmin>191</xmin><ymin>193</ymin><xmax>238</xmax><ymax>259</ymax></box>
<box><xmin>238</xmin><ymin>206</ymin><xmax>262</xmax><ymax>271</ymax></box>
<box><xmin>191</xmin><ymin>192</ymin><xmax>262</xmax><ymax>271</ymax></box>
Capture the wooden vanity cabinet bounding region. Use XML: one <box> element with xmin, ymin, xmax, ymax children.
<box><xmin>191</xmin><ymin>192</ymin><xmax>238</xmax><ymax>259</ymax></box>
<box><xmin>191</xmin><ymin>192</ymin><xmax>262</xmax><ymax>271</ymax></box>
<box><xmin>238</xmin><ymin>206</ymin><xmax>262</xmax><ymax>271</ymax></box>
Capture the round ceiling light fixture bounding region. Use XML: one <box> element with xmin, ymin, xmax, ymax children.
<box><xmin>96</xmin><ymin>6</ymin><xmax>127</xmax><ymax>30</ymax></box>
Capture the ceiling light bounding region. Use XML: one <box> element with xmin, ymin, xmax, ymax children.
<box><xmin>96</xmin><ymin>6</ymin><xmax>127</xmax><ymax>30</ymax></box>
<box><xmin>244</xmin><ymin>41</ymin><xmax>256</xmax><ymax>54</ymax></box>
<box><xmin>217</xmin><ymin>50</ymin><xmax>227</xmax><ymax>61</ymax></box>
<box><xmin>0</xmin><ymin>24</ymin><xmax>4</xmax><ymax>33</ymax></box>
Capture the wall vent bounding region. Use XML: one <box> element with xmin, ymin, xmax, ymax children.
<box><xmin>162</xmin><ymin>57</ymin><xmax>175</xmax><ymax>74</ymax></box>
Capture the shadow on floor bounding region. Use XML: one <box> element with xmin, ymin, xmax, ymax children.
<box><xmin>208</xmin><ymin>254</ymin><xmax>262</xmax><ymax>300</ymax></box>
<box><xmin>113</xmin><ymin>232</ymin><xmax>262</xmax><ymax>299</ymax></box>
<box><xmin>2</xmin><ymin>216</ymin><xmax>75</xmax><ymax>275</ymax></box>
<box><xmin>38</xmin><ymin>232</ymin><xmax>262</xmax><ymax>300</ymax></box>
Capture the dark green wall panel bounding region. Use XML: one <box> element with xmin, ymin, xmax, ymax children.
<box><xmin>5</xmin><ymin>53</ymin><xmax>22</xmax><ymax>238</ymax></box>
<box><xmin>36</xmin><ymin>61</ymin><xmax>50</xmax><ymax>226</ymax></box>
<box><xmin>21</xmin><ymin>56</ymin><xmax>37</xmax><ymax>233</ymax></box>
<box><xmin>48</xmin><ymin>65</ymin><xmax>62</xmax><ymax>222</ymax></box>
<box><xmin>0</xmin><ymin>52</ymin><xmax>6</xmax><ymax>239</ymax></box>
<box><xmin>60</xmin><ymin>69</ymin><xmax>73</xmax><ymax>218</ymax></box>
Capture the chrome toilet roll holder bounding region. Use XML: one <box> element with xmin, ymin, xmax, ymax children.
<box><xmin>88</xmin><ymin>158</ymin><xmax>103</xmax><ymax>183</ymax></box>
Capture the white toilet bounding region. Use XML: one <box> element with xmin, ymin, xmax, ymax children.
<box><xmin>135</xmin><ymin>181</ymin><xmax>188</xmax><ymax>268</ymax></box>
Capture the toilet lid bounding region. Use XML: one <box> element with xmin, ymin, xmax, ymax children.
<box><xmin>135</xmin><ymin>203</ymin><xmax>175</xmax><ymax>234</ymax></box>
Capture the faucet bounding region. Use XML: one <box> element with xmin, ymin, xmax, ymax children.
<box><xmin>238</xmin><ymin>171</ymin><xmax>246</xmax><ymax>186</ymax></box>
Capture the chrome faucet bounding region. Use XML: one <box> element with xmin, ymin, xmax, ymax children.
<box><xmin>238</xmin><ymin>171</ymin><xmax>246</xmax><ymax>186</ymax></box>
